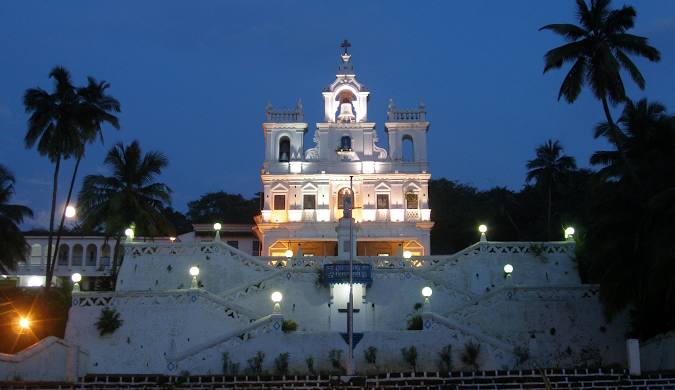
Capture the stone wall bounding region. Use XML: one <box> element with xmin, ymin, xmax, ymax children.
<box><xmin>0</xmin><ymin>336</ymin><xmax>88</xmax><ymax>382</ymax></box>
<box><xmin>641</xmin><ymin>331</ymin><xmax>675</xmax><ymax>371</ymax></box>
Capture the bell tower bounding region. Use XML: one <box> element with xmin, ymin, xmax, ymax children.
<box><xmin>322</xmin><ymin>40</ymin><xmax>370</xmax><ymax>123</ymax></box>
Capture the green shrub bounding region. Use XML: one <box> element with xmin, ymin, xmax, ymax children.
<box><xmin>247</xmin><ymin>351</ymin><xmax>265</xmax><ymax>374</ymax></box>
<box><xmin>401</xmin><ymin>346</ymin><xmax>418</xmax><ymax>372</ymax></box>
<box><xmin>364</xmin><ymin>346</ymin><xmax>377</xmax><ymax>366</ymax></box>
<box><xmin>281</xmin><ymin>319</ymin><xmax>297</xmax><ymax>333</ymax></box>
<box><xmin>274</xmin><ymin>352</ymin><xmax>289</xmax><ymax>375</ymax></box>
<box><xmin>328</xmin><ymin>349</ymin><xmax>343</xmax><ymax>373</ymax></box>
<box><xmin>514</xmin><ymin>345</ymin><xmax>529</xmax><ymax>365</ymax></box>
<box><xmin>438</xmin><ymin>344</ymin><xmax>452</xmax><ymax>372</ymax></box>
<box><xmin>95</xmin><ymin>307</ymin><xmax>123</xmax><ymax>336</ymax></box>
<box><xmin>460</xmin><ymin>341</ymin><xmax>481</xmax><ymax>369</ymax></box>
<box><xmin>407</xmin><ymin>315</ymin><xmax>423</xmax><ymax>330</ymax></box>
<box><xmin>305</xmin><ymin>356</ymin><xmax>315</xmax><ymax>375</ymax></box>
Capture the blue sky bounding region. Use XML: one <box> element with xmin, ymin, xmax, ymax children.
<box><xmin>1</xmin><ymin>1</ymin><xmax>674</xmax><ymax>228</ymax></box>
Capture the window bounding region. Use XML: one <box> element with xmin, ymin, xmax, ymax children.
<box><xmin>227</xmin><ymin>240</ymin><xmax>239</xmax><ymax>249</ymax></box>
<box><xmin>337</xmin><ymin>188</ymin><xmax>353</xmax><ymax>209</ymax></box>
<box><xmin>252</xmin><ymin>240</ymin><xmax>260</xmax><ymax>256</ymax></box>
<box><xmin>376</xmin><ymin>194</ymin><xmax>389</xmax><ymax>209</ymax></box>
<box><xmin>273</xmin><ymin>194</ymin><xmax>285</xmax><ymax>210</ymax></box>
<box><xmin>303</xmin><ymin>194</ymin><xmax>316</xmax><ymax>209</ymax></box>
<box><xmin>339</xmin><ymin>136</ymin><xmax>352</xmax><ymax>151</ymax></box>
<box><xmin>406</xmin><ymin>193</ymin><xmax>419</xmax><ymax>209</ymax></box>
<box><xmin>402</xmin><ymin>135</ymin><xmax>414</xmax><ymax>162</ymax></box>
<box><xmin>279</xmin><ymin>137</ymin><xmax>290</xmax><ymax>162</ymax></box>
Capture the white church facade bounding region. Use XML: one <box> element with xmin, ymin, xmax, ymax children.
<box><xmin>256</xmin><ymin>42</ymin><xmax>432</xmax><ymax>257</ymax></box>
<box><xmin>5</xmin><ymin>43</ymin><xmax>668</xmax><ymax>382</ymax></box>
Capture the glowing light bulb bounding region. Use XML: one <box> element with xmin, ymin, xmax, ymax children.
<box><xmin>65</xmin><ymin>205</ymin><xmax>76</xmax><ymax>218</ymax></box>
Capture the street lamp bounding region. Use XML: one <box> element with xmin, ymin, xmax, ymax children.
<box><xmin>271</xmin><ymin>291</ymin><xmax>283</xmax><ymax>312</ymax></box>
<box><xmin>18</xmin><ymin>317</ymin><xmax>30</xmax><ymax>333</ymax></box>
<box><xmin>213</xmin><ymin>223</ymin><xmax>222</xmax><ymax>241</ymax></box>
<box><xmin>403</xmin><ymin>250</ymin><xmax>412</xmax><ymax>259</ymax></box>
<box><xmin>284</xmin><ymin>249</ymin><xmax>293</xmax><ymax>258</ymax></box>
<box><xmin>124</xmin><ymin>227</ymin><xmax>134</xmax><ymax>242</ymax></box>
<box><xmin>421</xmin><ymin>286</ymin><xmax>432</xmax><ymax>310</ymax></box>
<box><xmin>478</xmin><ymin>224</ymin><xmax>488</xmax><ymax>241</ymax></box>
<box><xmin>564</xmin><ymin>226</ymin><xmax>575</xmax><ymax>241</ymax></box>
<box><xmin>65</xmin><ymin>205</ymin><xmax>76</xmax><ymax>218</ymax></box>
<box><xmin>503</xmin><ymin>264</ymin><xmax>513</xmax><ymax>278</ymax></box>
<box><xmin>189</xmin><ymin>266</ymin><xmax>200</xmax><ymax>289</ymax></box>
<box><xmin>71</xmin><ymin>272</ymin><xmax>82</xmax><ymax>292</ymax></box>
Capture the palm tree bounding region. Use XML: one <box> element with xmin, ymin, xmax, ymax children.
<box><xmin>78</xmin><ymin>141</ymin><xmax>173</xmax><ymax>278</ymax></box>
<box><xmin>540</xmin><ymin>0</ymin><xmax>660</xmax><ymax>127</ymax></box>
<box><xmin>591</xmin><ymin>98</ymin><xmax>674</xmax><ymax>185</ymax></box>
<box><xmin>0</xmin><ymin>165</ymin><xmax>34</xmax><ymax>273</ymax></box>
<box><xmin>526</xmin><ymin>140</ymin><xmax>577</xmax><ymax>240</ymax></box>
<box><xmin>23</xmin><ymin>66</ymin><xmax>83</xmax><ymax>288</ymax></box>
<box><xmin>49</xmin><ymin>77</ymin><xmax>120</xmax><ymax>282</ymax></box>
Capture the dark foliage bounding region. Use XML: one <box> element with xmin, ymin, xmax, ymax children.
<box><xmin>187</xmin><ymin>191</ymin><xmax>260</xmax><ymax>224</ymax></box>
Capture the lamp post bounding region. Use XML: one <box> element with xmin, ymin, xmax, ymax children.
<box><xmin>478</xmin><ymin>224</ymin><xmax>488</xmax><ymax>242</ymax></box>
<box><xmin>422</xmin><ymin>286</ymin><xmax>432</xmax><ymax>312</ymax></box>
<box><xmin>403</xmin><ymin>250</ymin><xmax>412</xmax><ymax>260</ymax></box>
<box><xmin>124</xmin><ymin>227</ymin><xmax>135</xmax><ymax>243</ymax></box>
<box><xmin>564</xmin><ymin>226</ymin><xmax>575</xmax><ymax>241</ymax></box>
<box><xmin>189</xmin><ymin>266</ymin><xmax>200</xmax><ymax>289</ymax></box>
<box><xmin>17</xmin><ymin>317</ymin><xmax>30</xmax><ymax>334</ymax></box>
<box><xmin>503</xmin><ymin>264</ymin><xmax>513</xmax><ymax>279</ymax></box>
<box><xmin>213</xmin><ymin>223</ymin><xmax>222</xmax><ymax>241</ymax></box>
<box><xmin>271</xmin><ymin>291</ymin><xmax>283</xmax><ymax>313</ymax></box>
<box><xmin>71</xmin><ymin>272</ymin><xmax>82</xmax><ymax>292</ymax></box>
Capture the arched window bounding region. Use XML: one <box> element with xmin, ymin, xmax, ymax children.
<box><xmin>402</xmin><ymin>135</ymin><xmax>414</xmax><ymax>162</ymax></box>
<box><xmin>72</xmin><ymin>244</ymin><xmax>83</xmax><ymax>266</ymax></box>
<box><xmin>340</xmin><ymin>136</ymin><xmax>352</xmax><ymax>151</ymax></box>
<box><xmin>278</xmin><ymin>137</ymin><xmax>290</xmax><ymax>162</ymax></box>
<box><xmin>337</xmin><ymin>188</ymin><xmax>353</xmax><ymax>210</ymax></box>
<box><xmin>57</xmin><ymin>244</ymin><xmax>69</xmax><ymax>266</ymax></box>
<box><xmin>86</xmin><ymin>244</ymin><xmax>97</xmax><ymax>266</ymax></box>
<box><xmin>101</xmin><ymin>244</ymin><xmax>111</xmax><ymax>267</ymax></box>
<box><xmin>30</xmin><ymin>244</ymin><xmax>42</xmax><ymax>265</ymax></box>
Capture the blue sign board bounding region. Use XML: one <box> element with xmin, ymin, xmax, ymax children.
<box><xmin>324</xmin><ymin>263</ymin><xmax>372</xmax><ymax>286</ymax></box>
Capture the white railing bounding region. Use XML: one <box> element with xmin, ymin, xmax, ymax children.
<box><xmin>302</xmin><ymin>209</ymin><xmax>316</xmax><ymax>222</ymax></box>
<box><xmin>405</xmin><ymin>209</ymin><xmax>420</xmax><ymax>221</ymax></box>
<box><xmin>376</xmin><ymin>209</ymin><xmax>389</xmax><ymax>222</ymax></box>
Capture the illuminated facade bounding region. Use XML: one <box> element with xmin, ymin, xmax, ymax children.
<box><xmin>256</xmin><ymin>43</ymin><xmax>433</xmax><ymax>256</ymax></box>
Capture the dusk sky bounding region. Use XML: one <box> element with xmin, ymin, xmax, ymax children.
<box><xmin>1</xmin><ymin>1</ymin><xmax>673</xmax><ymax>228</ymax></box>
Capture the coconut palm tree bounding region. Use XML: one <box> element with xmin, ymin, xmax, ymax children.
<box><xmin>77</xmin><ymin>141</ymin><xmax>173</xmax><ymax>278</ymax></box>
<box><xmin>0</xmin><ymin>165</ymin><xmax>34</xmax><ymax>273</ymax></box>
<box><xmin>49</xmin><ymin>77</ymin><xmax>120</xmax><ymax>281</ymax></box>
<box><xmin>23</xmin><ymin>66</ymin><xmax>83</xmax><ymax>288</ymax></box>
<box><xmin>526</xmin><ymin>140</ymin><xmax>577</xmax><ymax>240</ymax></box>
<box><xmin>540</xmin><ymin>0</ymin><xmax>660</xmax><ymax>127</ymax></box>
<box><xmin>591</xmin><ymin>98</ymin><xmax>675</xmax><ymax>184</ymax></box>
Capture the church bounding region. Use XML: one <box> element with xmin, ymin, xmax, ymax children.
<box><xmin>256</xmin><ymin>41</ymin><xmax>433</xmax><ymax>257</ymax></box>
<box><xmin>2</xmin><ymin>43</ymin><xmax>659</xmax><ymax>382</ymax></box>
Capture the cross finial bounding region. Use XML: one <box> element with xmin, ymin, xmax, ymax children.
<box><xmin>341</xmin><ymin>39</ymin><xmax>351</xmax><ymax>54</ymax></box>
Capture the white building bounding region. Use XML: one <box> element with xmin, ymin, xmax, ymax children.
<box><xmin>256</xmin><ymin>42</ymin><xmax>433</xmax><ymax>257</ymax></box>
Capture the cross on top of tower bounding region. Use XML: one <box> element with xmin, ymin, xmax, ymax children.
<box><xmin>341</xmin><ymin>39</ymin><xmax>351</xmax><ymax>54</ymax></box>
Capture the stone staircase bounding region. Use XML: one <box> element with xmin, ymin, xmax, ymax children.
<box><xmin>2</xmin><ymin>369</ymin><xmax>674</xmax><ymax>389</ymax></box>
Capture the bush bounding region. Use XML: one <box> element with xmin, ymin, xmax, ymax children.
<box><xmin>460</xmin><ymin>341</ymin><xmax>481</xmax><ymax>369</ymax></box>
<box><xmin>222</xmin><ymin>352</ymin><xmax>240</xmax><ymax>375</ymax></box>
<box><xmin>401</xmin><ymin>346</ymin><xmax>418</xmax><ymax>372</ymax></box>
<box><xmin>328</xmin><ymin>349</ymin><xmax>343</xmax><ymax>373</ymax></box>
<box><xmin>274</xmin><ymin>352</ymin><xmax>289</xmax><ymax>375</ymax></box>
<box><xmin>438</xmin><ymin>344</ymin><xmax>452</xmax><ymax>372</ymax></box>
<box><xmin>413</xmin><ymin>302</ymin><xmax>423</xmax><ymax>311</ymax></box>
<box><xmin>95</xmin><ymin>307</ymin><xmax>123</xmax><ymax>336</ymax></box>
<box><xmin>281</xmin><ymin>319</ymin><xmax>297</xmax><ymax>333</ymax></box>
<box><xmin>514</xmin><ymin>345</ymin><xmax>529</xmax><ymax>365</ymax></box>
<box><xmin>364</xmin><ymin>346</ymin><xmax>377</xmax><ymax>366</ymax></box>
<box><xmin>247</xmin><ymin>351</ymin><xmax>265</xmax><ymax>374</ymax></box>
<box><xmin>407</xmin><ymin>315</ymin><xmax>423</xmax><ymax>330</ymax></box>
<box><xmin>305</xmin><ymin>356</ymin><xmax>315</xmax><ymax>375</ymax></box>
